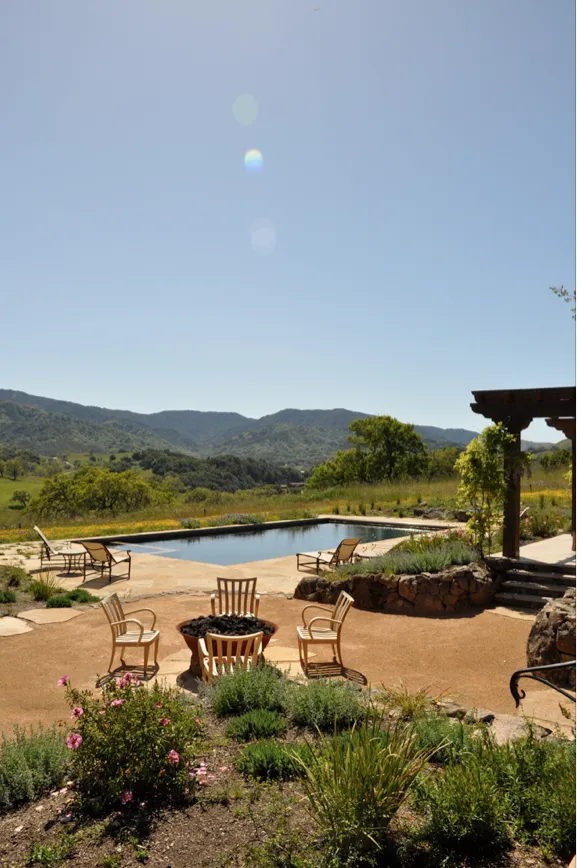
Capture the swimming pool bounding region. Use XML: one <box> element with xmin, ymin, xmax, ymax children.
<box><xmin>112</xmin><ymin>521</ymin><xmax>418</xmax><ymax>566</ymax></box>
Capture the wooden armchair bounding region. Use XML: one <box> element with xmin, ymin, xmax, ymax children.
<box><xmin>211</xmin><ymin>577</ymin><xmax>260</xmax><ymax>617</ymax></box>
<box><xmin>199</xmin><ymin>631</ymin><xmax>263</xmax><ymax>683</ymax></box>
<box><xmin>296</xmin><ymin>590</ymin><xmax>354</xmax><ymax>668</ymax></box>
<box><xmin>101</xmin><ymin>593</ymin><xmax>160</xmax><ymax>675</ymax></box>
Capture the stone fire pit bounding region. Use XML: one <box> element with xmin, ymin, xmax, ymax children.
<box><xmin>177</xmin><ymin>614</ymin><xmax>278</xmax><ymax>678</ymax></box>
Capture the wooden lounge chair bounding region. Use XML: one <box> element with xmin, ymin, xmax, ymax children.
<box><xmin>34</xmin><ymin>526</ymin><xmax>86</xmax><ymax>574</ymax></box>
<box><xmin>296</xmin><ymin>538</ymin><xmax>362</xmax><ymax>574</ymax></box>
<box><xmin>199</xmin><ymin>631</ymin><xmax>263</xmax><ymax>683</ymax></box>
<box><xmin>296</xmin><ymin>590</ymin><xmax>354</xmax><ymax>669</ymax></box>
<box><xmin>100</xmin><ymin>593</ymin><xmax>160</xmax><ymax>675</ymax></box>
<box><xmin>82</xmin><ymin>541</ymin><xmax>131</xmax><ymax>583</ymax></box>
<box><xmin>211</xmin><ymin>577</ymin><xmax>260</xmax><ymax>617</ymax></box>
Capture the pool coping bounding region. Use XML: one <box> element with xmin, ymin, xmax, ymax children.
<box><xmin>70</xmin><ymin>516</ymin><xmax>455</xmax><ymax>546</ymax></box>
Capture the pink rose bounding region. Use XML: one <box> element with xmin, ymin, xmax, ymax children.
<box><xmin>66</xmin><ymin>733</ymin><xmax>82</xmax><ymax>750</ymax></box>
<box><xmin>70</xmin><ymin>707</ymin><xmax>84</xmax><ymax>719</ymax></box>
<box><xmin>57</xmin><ymin>676</ymin><xmax>69</xmax><ymax>687</ymax></box>
<box><xmin>159</xmin><ymin>718</ymin><xmax>170</xmax><ymax>726</ymax></box>
<box><xmin>110</xmin><ymin>699</ymin><xmax>124</xmax><ymax>707</ymax></box>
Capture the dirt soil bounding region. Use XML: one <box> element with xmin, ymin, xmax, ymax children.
<box><xmin>0</xmin><ymin>594</ymin><xmax>533</xmax><ymax>733</ymax></box>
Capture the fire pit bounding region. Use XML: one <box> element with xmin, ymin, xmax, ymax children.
<box><xmin>177</xmin><ymin>614</ymin><xmax>278</xmax><ymax>678</ymax></box>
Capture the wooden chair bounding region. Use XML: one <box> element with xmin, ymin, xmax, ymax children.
<box><xmin>211</xmin><ymin>577</ymin><xmax>260</xmax><ymax>617</ymax></box>
<box><xmin>199</xmin><ymin>631</ymin><xmax>263</xmax><ymax>683</ymax></box>
<box><xmin>296</xmin><ymin>590</ymin><xmax>354</xmax><ymax>669</ymax></box>
<box><xmin>82</xmin><ymin>541</ymin><xmax>131</xmax><ymax>583</ymax></box>
<box><xmin>100</xmin><ymin>593</ymin><xmax>160</xmax><ymax>675</ymax></box>
<box><xmin>296</xmin><ymin>538</ymin><xmax>362</xmax><ymax>574</ymax></box>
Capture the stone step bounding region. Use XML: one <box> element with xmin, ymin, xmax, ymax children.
<box><xmin>511</xmin><ymin>560</ymin><xmax>575</xmax><ymax>577</ymax></box>
<box><xmin>501</xmin><ymin>579</ymin><xmax>566</xmax><ymax>598</ymax></box>
<box><xmin>507</xmin><ymin>569</ymin><xmax>575</xmax><ymax>586</ymax></box>
<box><xmin>494</xmin><ymin>591</ymin><xmax>550</xmax><ymax>610</ymax></box>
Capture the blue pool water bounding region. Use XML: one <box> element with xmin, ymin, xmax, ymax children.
<box><xmin>113</xmin><ymin>521</ymin><xmax>416</xmax><ymax>566</ymax></box>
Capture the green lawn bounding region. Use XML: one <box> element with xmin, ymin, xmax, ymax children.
<box><xmin>0</xmin><ymin>475</ymin><xmax>44</xmax><ymax>507</ymax></box>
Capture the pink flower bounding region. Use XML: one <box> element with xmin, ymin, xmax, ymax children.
<box><xmin>207</xmin><ymin>774</ymin><xmax>216</xmax><ymax>779</ymax></box>
<box><xmin>121</xmin><ymin>672</ymin><xmax>134</xmax><ymax>685</ymax></box>
<box><xmin>120</xmin><ymin>791</ymin><xmax>133</xmax><ymax>805</ymax></box>
<box><xmin>98</xmin><ymin>710</ymin><xmax>106</xmax><ymax>715</ymax></box>
<box><xmin>57</xmin><ymin>676</ymin><xmax>69</xmax><ymax>687</ymax></box>
<box><xmin>219</xmin><ymin>766</ymin><xmax>228</xmax><ymax>772</ymax></box>
<box><xmin>193</xmin><ymin>717</ymin><xmax>202</xmax><ymax>726</ymax></box>
<box><xmin>66</xmin><ymin>733</ymin><xmax>82</xmax><ymax>750</ymax></box>
<box><xmin>155</xmin><ymin>703</ymin><xmax>163</xmax><ymax>709</ymax></box>
<box><xmin>110</xmin><ymin>699</ymin><xmax>124</xmax><ymax>707</ymax></box>
<box><xmin>159</xmin><ymin>718</ymin><xmax>170</xmax><ymax>726</ymax></box>
<box><xmin>196</xmin><ymin>768</ymin><xmax>207</xmax><ymax>776</ymax></box>
<box><xmin>70</xmin><ymin>707</ymin><xmax>84</xmax><ymax>720</ymax></box>
<box><xmin>167</xmin><ymin>750</ymin><xmax>180</xmax><ymax>766</ymax></box>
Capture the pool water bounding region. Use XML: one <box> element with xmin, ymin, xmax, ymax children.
<box><xmin>113</xmin><ymin>521</ymin><xmax>416</xmax><ymax>566</ymax></box>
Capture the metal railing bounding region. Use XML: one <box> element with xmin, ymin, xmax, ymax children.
<box><xmin>510</xmin><ymin>661</ymin><xmax>576</xmax><ymax>707</ymax></box>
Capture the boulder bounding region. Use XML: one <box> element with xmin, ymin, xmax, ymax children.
<box><xmin>526</xmin><ymin>589</ymin><xmax>576</xmax><ymax>688</ymax></box>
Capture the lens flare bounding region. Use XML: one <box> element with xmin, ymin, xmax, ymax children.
<box><xmin>244</xmin><ymin>149</ymin><xmax>263</xmax><ymax>173</ymax></box>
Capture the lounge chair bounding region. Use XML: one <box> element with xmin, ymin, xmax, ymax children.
<box><xmin>296</xmin><ymin>590</ymin><xmax>354</xmax><ymax>669</ymax></box>
<box><xmin>82</xmin><ymin>540</ymin><xmax>131</xmax><ymax>583</ymax></box>
<box><xmin>296</xmin><ymin>538</ymin><xmax>362</xmax><ymax>574</ymax></box>
<box><xmin>211</xmin><ymin>577</ymin><xmax>260</xmax><ymax>617</ymax></box>
<box><xmin>101</xmin><ymin>593</ymin><xmax>160</xmax><ymax>675</ymax></box>
<box><xmin>199</xmin><ymin>631</ymin><xmax>263</xmax><ymax>683</ymax></box>
<box><xmin>34</xmin><ymin>526</ymin><xmax>86</xmax><ymax>574</ymax></box>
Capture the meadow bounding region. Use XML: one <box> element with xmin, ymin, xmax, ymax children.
<box><xmin>0</xmin><ymin>464</ymin><xmax>570</xmax><ymax>545</ymax></box>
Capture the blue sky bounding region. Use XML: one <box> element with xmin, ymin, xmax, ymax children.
<box><xmin>1</xmin><ymin>0</ymin><xmax>574</xmax><ymax>440</ymax></box>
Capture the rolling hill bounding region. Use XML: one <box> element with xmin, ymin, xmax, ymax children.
<box><xmin>0</xmin><ymin>389</ymin><xmax>554</xmax><ymax>467</ymax></box>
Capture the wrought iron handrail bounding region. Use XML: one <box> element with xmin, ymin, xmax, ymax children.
<box><xmin>510</xmin><ymin>661</ymin><xmax>576</xmax><ymax>707</ymax></box>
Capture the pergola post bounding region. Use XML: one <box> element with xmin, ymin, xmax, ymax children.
<box><xmin>502</xmin><ymin>429</ymin><xmax>522</xmax><ymax>558</ymax></box>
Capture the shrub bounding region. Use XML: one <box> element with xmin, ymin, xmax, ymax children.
<box><xmin>377</xmin><ymin>684</ymin><xmax>434</xmax><ymax>721</ymax></box>
<box><xmin>336</xmin><ymin>540</ymin><xmax>476</xmax><ymax>578</ymax></box>
<box><xmin>0</xmin><ymin>726</ymin><xmax>68</xmax><ymax>812</ymax></box>
<box><xmin>413</xmin><ymin>714</ymin><xmax>479</xmax><ymax>764</ymax></box>
<box><xmin>206</xmin><ymin>664</ymin><xmax>288</xmax><ymax>718</ymax></box>
<box><xmin>65</xmin><ymin>588</ymin><xmax>99</xmax><ymax>604</ymax></box>
<box><xmin>62</xmin><ymin>675</ymin><xmax>202</xmax><ymax>810</ymax></box>
<box><xmin>332</xmin><ymin>505</ymin><xmax>340</xmax><ymax>515</ymax></box>
<box><xmin>226</xmin><ymin>709</ymin><xmax>288</xmax><ymax>742</ymax></box>
<box><xmin>414</xmin><ymin>750</ymin><xmax>511</xmax><ymax>858</ymax></box>
<box><xmin>0</xmin><ymin>590</ymin><xmax>16</xmax><ymax>604</ymax></box>
<box><xmin>298</xmin><ymin>715</ymin><xmax>432</xmax><ymax>865</ymax></box>
<box><xmin>180</xmin><ymin>518</ymin><xmax>201</xmax><ymax>529</ymax></box>
<box><xmin>0</xmin><ymin>564</ymin><xmax>29</xmax><ymax>587</ymax></box>
<box><xmin>488</xmin><ymin>729</ymin><xmax>576</xmax><ymax>858</ymax></box>
<box><xmin>28</xmin><ymin>575</ymin><xmax>63</xmax><ymax>602</ymax></box>
<box><xmin>236</xmin><ymin>741</ymin><xmax>303</xmax><ymax>782</ymax></box>
<box><xmin>524</xmin><ymin>512</ymin><xmax>562</xmax><ymax>540</ymax></box>
<box><xmin>287</xmin><ymin>679</ymin><xmax>365</xmax><ymax>731</ymax></box>
<box><xmin>210</xmin><ymin>513</ymin><xmax>266</xmax><ymax>526</ymax></box>
<box><xmin>46</xmin><ymin>595</ymin><xmax>73</xmax><ymax>608</ymax></box>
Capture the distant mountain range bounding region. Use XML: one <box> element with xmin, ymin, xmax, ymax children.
<box><xmin>0</xmin><ymin>390</ymin><xmax>556</xmax><ymax>468</ymax></box>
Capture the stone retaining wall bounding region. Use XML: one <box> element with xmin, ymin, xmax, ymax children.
<box><xmin>526</xmin><ymin>588</ymin><xmax>576</xmax><ymax>688</ymax></box>
<box><xmin>294</xmin><ymin>562</ymin><xmax>497</xmax><ymax>614</ymax></box>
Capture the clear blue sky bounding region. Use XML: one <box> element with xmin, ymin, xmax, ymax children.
<box><xmin>1</xmin><ymin>0</ymin><xmax>574</xmax><ymax>441</ymax></box>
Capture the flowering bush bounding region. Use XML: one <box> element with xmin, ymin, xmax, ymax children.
<box><xmin>209</xmin><ymin>513</ymin><xmax>266</xmax><ymax>527</ymax></box>
<box><xmin>520</xmin><ymin>512</ymin><xmax>563</xmax><ymax>541</ymax></box>
<box><xmin>60</xmin><ymin>674</ymin><xmax>202</xmax><ymax>810</ymax></box>
<box><xmin>391</xmin><ymin>528</ymin><xmax>474</xmax><ymax>554</ymax></box>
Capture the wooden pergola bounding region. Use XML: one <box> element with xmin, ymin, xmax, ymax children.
<box><xmin>471</xmin><ymin>387</ymin><xmax>576</xmax><ymax>558</ymax></box>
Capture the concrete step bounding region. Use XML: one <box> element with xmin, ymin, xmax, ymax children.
<box><xmin>501</xmin><ymin>579</ymin><xmax>566</xmax><ymax>598</ymax></box>
<box><xmin>494</xmin><ymin>591</ymin><xmax>549</xmax><ymax>610</ymax></box>
<box><xmin>507</xmin><ymin>569</ymin><xmax>575</xmax><ymax>586</ymax></box>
